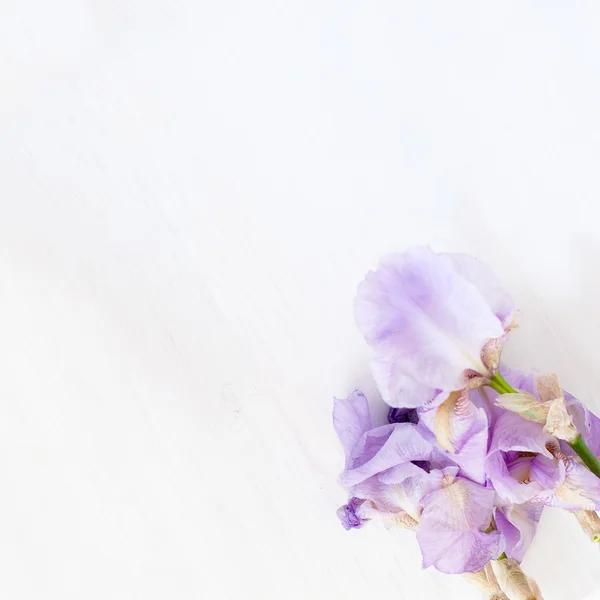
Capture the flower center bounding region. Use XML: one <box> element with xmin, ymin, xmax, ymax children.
<box><xmin>507</xmin><ymin>455</ymin><xmax>534</xmax><ymax>484</ymax></box>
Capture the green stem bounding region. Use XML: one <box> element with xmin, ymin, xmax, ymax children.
<box><xmin>488</xmin><ymin>371</ymin><xmax>600</xmax><ymax>480</ymax></box>
<box><xmin>487</xmin><ymin>371</ymin><xmax>517</xmax><ymax>395</ymax></box>
<box><xmin>569</xmin><ymin>435</ymin><xmax>600</xmax><ymax>478</ymax></box>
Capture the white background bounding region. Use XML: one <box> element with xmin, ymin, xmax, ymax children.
<box><xmin>1</xmin><ymin>2</ymin><xmax>600</xmax><ymax>599</ymax></box>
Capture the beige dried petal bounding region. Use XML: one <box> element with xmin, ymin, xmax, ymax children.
<box><xmin>465</xmin><ymin>375</ymin><xmax>489</xmax><ymax>391</ymax></box>
<box><xmin>481</xmin><ymin>336</ymin><xmax>507</xmax><ymax>373</ymax></box>
<box><xmin>535</xmin><ymin>373</ymin><xmax>562</xmax><ymax>404</ymax></box>
<box><xmin>484</xmin><ymin>563</ymin><xmax>506</xmax><ymax>596</ymax></box>
<box><xmin>462</xmin><ymin>569</ymin><xmax>491</xmax><ymax>593</ymax></box>
<box><xmin>526</xmin><ymin>577</ymin><xmax>544</xmax><ymax>600</ymax></box>
<box><xmin>495</xmin><ymin>392</ymin><xmax>552</xmax><ymax>424</ymax></box>
<box><xmin>573</xmin><ymin>510</ymin><xmax>600</xmax><ymax>541</ymax></box>
<box><xmin>543</xmin><ymin>394</ymin><xmax>578</xmax><ymax>443</ymax></box>
<box><xmin>464</xmin><ymin>564</ymin><xmax>509</xmax><ymax>599</ymax></box>
<box><xmin>492</xmin><ymin>558</ymin><xmax>541</xmax><ymax>600</ymax></box>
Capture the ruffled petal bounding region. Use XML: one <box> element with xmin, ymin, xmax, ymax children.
<box><xmin>529</xmin><ymin>454</ymin><xmax>564</xmax><ymax>491</ymax></box>
<box><xmin>448</xmin><ymin>253</ymin><xmax>515</xmax><ymax>329</ymax></box>
<box><xmin>340</xmin><ymin>423</ymin><xmax>432</xmax><ymax>488</ymax></box>
<box><xmin>419</xmin><ymin>390</ymin><xmax>489</xmax><ymax>484</ymax></box>
<box><xmin>370</xmin><ymin>355</ymin><xmax>436</xmax><ymax>408</ymax></box>
<box><xmin>495</xmin><ymin>503</ymin><xmax>543</xmax><ymax>562</ymax></box>
<box><xmin>417</xmin><ymin>478</ymin><xmax>504</xmax><ymax>574</ymax></box>
<box><xmin>419</xmin><ymin>529</ymin><xmax>504</xmax><ymax>574</ymax></box>
<box><xmin>549</xmin><ymin>459</ymin><xmax>600</xmax><ymax>511</ymax></box>
<box><xmin>485</xmin><ymin>452</ymin><xmax>544</xmax><ymax>505</ymax></box>
<box><xmin>564</xmin><ymin>390</ymin><xmax>600</xmax><ymax>456</ymax></box>
<box><xmin>488</xmin><ymin>412</ymin><xmax>555</xmax><ymax>457</ymax></box>
<box><xmin>333</xmin><ymin>390</ymin><xmax>372</xmax><ymax>462</ymax></box>
<box><xmin>355</xmin><ymin>247</ymin><xmax>505</xmax><ymax>406</ymax></box>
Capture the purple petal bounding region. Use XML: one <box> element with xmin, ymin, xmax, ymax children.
<box><xmin>370</xmin><ymin>355</ymin><xmax>436</xmax><ymax>408</ymax></box>
<box><xmin>488</xmin><ymin>412</ymin><xmax>555</xmax><ymax>457</ymax></box>
<box><xmin>378</xmin><ymin>462</ymin><xmax>426</xmax><ymax>484</ymax></box>
<box><xmin>340</xmin><ymin>423</ymin><xmax>433</xmax><ymax>488</ymax></box>
<box><xmin>501</xmin><ymin>366</ymin><xmax>539</xmax><ymax>397</ymax></box>
<box><xmin>336</xmin><ymin>497</ymin><xmax>367</xmax><ymax>530</ymax></box>
<box><xmin>333</xmin><ymin>390</ymin><xmax>372</xmax><ymax>462</ymax></box>
<box><xmin>354</xmin><ymin>466</ymin><xmax>459</xmax><ymax>521</ymax></box>
<box><xmin>355</xmin><ymin>247</ymin><xmax>506</xmax><ymax>407</ymax></box>
<box><xmin>564</xmin><ymin>391</ymin><xmax>600</xmax><ymax>456</ymax></box>
<box><xmin>529</xmin><ymin>454</ymin><xmax>564</xmax><ymax>491</ymax></box>
<box><xmin>495</xmin><ymin>503</ymin><xmax>543</xmax><ymax>562</ymax></box>
<box><xmin>485</xmin><ymin>412</ymin><xmax>561</xmax><ymax>504</ymax></box>
<box><xmin>417</xmin><ymin>478</ymin><xmax>504</xmax><ymax>573</ymax></box>
<box><xmin>448</xmin><ymin>253</ymin><xmax>515</xmax><ymax>329</ymax></box>
<box><xmin>419</xmin><ymin>529</ymin><xmax>504</xmax><ymax>574</ymax></box>
<box><xmin>419</xmin><ymin>391</ymin><xmax>489</xmax><ymax>484</ymax></box>
<box><xmin>485</xmin><ymin>453</ymin><xmax>543</xmax><ymax>505</ymax></box>
<box><xmin>547</xmin><ymin>459</ymin><xmax>600</xmax><ymax>511</ymax></box>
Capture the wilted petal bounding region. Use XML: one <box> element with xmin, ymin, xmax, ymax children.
<box><xmin>495</xmin><ymin>503</ymin><xmax>543</xmax><ymax>562</ymax></box>
<box><xmin>495</xmin><ymin>392</ymin><xmax>551</xmax><ymax>424</ymax></box>
<box><xmin>355</xmin><ymin>247</ymin><xmax>506</xmax><ymax>407</ymax></box>
<box><xmin>417</xmin><ymin>478</ymin><xmax>504</xmax><ymax>573</ymax></box>
<box><xmin>464</xmin><ymin>566</ymin><xmax>509</xmax><ymax>599</ymax></box>
<box><xmin>340</xmin><ymin>423</ymin><xmax>432</xmax><ymax>487</ymax></box>
<box><xmin>336</xmin><ymin>497</ymin><xmax>367</xmax><ymax>530</ymax></box>
<box><xmin>544</xmin><ymin>394</ymin><xmax>578</xmax><ymax>443</ymax></box>
<box><xmin>333</xmin><ymin>390</ymin><xmax>372</xmax><ymax>462</ymax></box>
<box><xmin>535</xmin><ymin>373</ymin><xmax>562</xmax><ymax>403</ymax></box>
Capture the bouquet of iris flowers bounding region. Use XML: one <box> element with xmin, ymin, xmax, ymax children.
<box><xmin>334</xmin><ymin>247</ymin><xmax>600</xmax><ymax>600</ymax></box>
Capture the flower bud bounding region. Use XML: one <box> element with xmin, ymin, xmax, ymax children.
<box><xmin>491</xmin><ymin>558</ymin><xmax>542</xmax><ymax>600</ymax></box>
<box><xmin>573</xmin><ymin>510</ymin><xmax>600</xmax><ymax>543</ymax></box>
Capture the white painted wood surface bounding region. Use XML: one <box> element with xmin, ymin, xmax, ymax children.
<box><xmin>2</xmin><ymin>2</ymin><xmax>600</xmax><ymax>598</ymax></box>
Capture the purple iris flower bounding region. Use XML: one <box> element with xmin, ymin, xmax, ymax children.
<box><xmin>485</xmin><ymin>369</ymin><xmax>600</xmax><ymax>512</ymax></box>
<box><xmin>333</xmin><ymin>390</ymin><xmax>506</xmax><ymax>573</ymax></box>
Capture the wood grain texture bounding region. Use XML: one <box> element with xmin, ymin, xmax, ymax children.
<box><xmin>2</xmin><ymin>2</ymin><xmax>600</xmax><ymax>598</ymax></box>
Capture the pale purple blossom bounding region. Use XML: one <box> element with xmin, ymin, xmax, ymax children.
<box><xmin>333</xmin><ymin>390</ymin><xmax>507</xmax><ymax>573</ymax></box>
<box><xmin>484</xmin><ymin>370</ymin><xmax>600</xmax><ymax>512</ymax></box>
